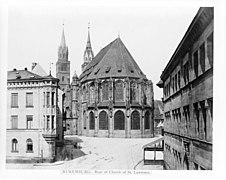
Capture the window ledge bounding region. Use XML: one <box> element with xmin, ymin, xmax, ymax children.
<box><xmin>11</xmin><ymin>151</ymin><xmax>19</xmax><ymax>153</ymax></box>
<box><xmin>11</xmin><ymin>106</ymin><xmax>19</xmax><ymax>108</ymax></box>
<box><xmin>26</xmin><ymin>151</ymin><xmax>34</xmax><ymax>153</ymax></box>
<box><xmin>26</xmin><ymin>105</ymin><xmax>34</xmax><ymax>108</ymax></box>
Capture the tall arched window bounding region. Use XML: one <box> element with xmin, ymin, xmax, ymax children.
<box><xmin>145</xmin><ymin>111</ymin><xmax>150</xmax><ymax>130</ymax></box>
<box><xmin>90</xmin><ymin>83</ymin><xmax>95</xmax><ymax>104</ymax></box>
<box><xmin>131</xmin><ymin>110</ymin><xmax>140</xmax><ymax>130</ymax></box>
<box><xmin>12</xmin><ymin>139</ymin><xmax>18</xmax><ymax>152</ymax></box>
<box><xmin>102</xmin><ymin>81</ymin><xmax>109</xmax><ymax>101</ymax></box>
<box><xmin>114</xmin><ymin>110</ymin><xmax>125</xmax><ymax>130</ymax></box>
<box><xmin>83</xmin><ymin>86</ymin><xmax>86</xmax><ymax>101</ymax></box>
<box><xmin>99</xmin><ymin>111</ymin><xmax>108</xmax><ymax>130</ymax></box>
<box><xmin>130</xmin><ymin>82</ymin><xmax>137</xmax><ymax>102</ymax></box>
<box><xmin>143</xmin><ymin>88</ymin><xmax>147</xmax><ymax>105</ymax></box>
<box><xmin>26</xmin><ymin>138</ymin><xmax>33</xmax><ymax>152</ymax></box>
<box><xmin>114</xmin><ymin>80</ymin><xmax>124</xmax><ymax>101</ymax></box>
<box><xmin>89</xmin><ymin>112</ymin><xmax>95</xmax><ymax>130</ymax></box>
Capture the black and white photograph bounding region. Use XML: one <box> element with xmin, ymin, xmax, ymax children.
<box><xmin>0</xmin><ymin>0</ymin><xmax>225</xmax><ymax>179</ymax></box>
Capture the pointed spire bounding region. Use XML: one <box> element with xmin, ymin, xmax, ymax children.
<box><xmin>60</xmin><ymin>23</ymin><xmax>66</xmax><ymax>47</ymax></box>
<box><xmin>86</xmin><ymin>22</ymin><xmax>91</xmax><ymax>49</ymax></box>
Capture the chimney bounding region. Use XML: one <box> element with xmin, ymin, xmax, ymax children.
<box><xmin>32</xmin><ymin>62</ymin><xmax>37</xmax><ymax>70</ymax></box>
<box><xmin>24</xmin><ymin>67</ymin><xmax>28</xmax><ymax>71</ymax></box>
<box><xmin>13</xmin><ymin>68</ymin><xmax>17</xmax><ymax>71</ymax></box>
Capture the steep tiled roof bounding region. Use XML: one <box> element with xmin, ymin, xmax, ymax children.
<box><xmin>7</xmin><ymin>69</ymin><xmax>42</xmax><ymax>81</ymax></box>
<box><xmin>79</xmin><ymin>37</ymin><xmax>147</xmax><ymax>82</ymax></box>
<box><xmin>8</xmin><ymin>69</ymin><xmax>58</xmax><ymax>82</ymax></box>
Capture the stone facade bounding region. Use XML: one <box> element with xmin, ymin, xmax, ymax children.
<box><xmin>74</xmin><ymin>37</ymin><xmax>154</xmax><ymax>138</ymax></box>
<box><xmin>59</xmin><ymin>27</ymin><xmax>155</xmax><ymax>138</ymax></box>
<box><xmin>157</xmin><ymin>7</ymin><xmax>213</xmax><ymax>170</ymax></box>
<box><xmin>7</xmin><ymin>69</ymin><xmax>63</xmax><ymax>162</ymax></box>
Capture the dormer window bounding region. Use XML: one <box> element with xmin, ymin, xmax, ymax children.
<box><xmin>16</xmin><ymin>75</ymin><xmax>21</xmax><ymax>79</ymax></box>
<box><xmin>118</xmin><ymin>69</ymin><xmax>122</xmax><ymax>73</ymax></box>
<box><xmin>105</xmin><ymin>67</ymin><xmax>111</xmax><ymax>73</ymax></box>
<box><xmin>94</xmin><ymin>68</ymin><xmax>100</xmax><ymax>75</ymax></box>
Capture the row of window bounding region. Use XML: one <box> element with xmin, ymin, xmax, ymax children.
<box><xmin>43</xmin><ymin>92</ymin><xmax>55</xmax><ymax>107</ymax></box>
<box><xmin>83</xmin><ymin>80</ymin><xmax>147</xmax><ymax>103</ymax></box>
<box><xmin>11</xmin><ymin>138</ymin><xmax>33</xmax><ymax>153</ymax></box>
<box><xmin>11</xmin><ymin>93</ymin><xmax>33</xmax><ymax>108</ymax></box>
<box><xmin>165</xmin><ymin>142</ymin><xmax>206</xmax><ymax>170</ymax></box>
<box><xmin>164</xmin><ymin>98</ymin><xmax>213</xmax><ymax>140</ymax></box>
<box><xmin>84</xmin><ymin>110</ymin><xmax>151</xmax><ymax>130</ymax></box>
<box><xmin>11</xmin><ymin>115</ymin><xmax>33</xmax><ymax>129</ymax></box>
<box><xmin>44</xmin><ymin>115</ymin><xmax>55</xmax><ymax>130</ymax></box>
<box><xmin>165</xmin><ymin>143</ymin><xmax>189</xmax><ymax>170</ymax></box>
<box><xmin>164</xmin><ymin>32</ymin><xmax>213</xmax><ymax>98</ymax></box>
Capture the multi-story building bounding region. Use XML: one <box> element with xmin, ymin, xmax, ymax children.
<box><xmin>157</xmin><ymin>7</ymin><xmax>213</xmax><ymax>170</ymax></box>
<box><xmin>7</xmin><ymin>68</ymin><xmax>63</xmax><ymax>163</ymax></box>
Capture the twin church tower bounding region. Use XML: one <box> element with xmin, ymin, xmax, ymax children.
<box><xmin>56</xmin><ymin>24</ymin><xmax>94</xmax><ymax>92</ymax></box>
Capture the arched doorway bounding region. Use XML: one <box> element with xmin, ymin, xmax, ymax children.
<box><xmin>114</xmin><ymin>110</ymin><xmax>125</xmax><ymax>130</ymax></box>
<box><xmin>131</xmin><ymin>110</ymin><xmax>140</xmax><ymax>130</ymax></box>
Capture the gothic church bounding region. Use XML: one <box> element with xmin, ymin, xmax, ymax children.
<box><xmin>56</xmin><ymin>26</ymin><xmax>154</xmax><ymax>138</ymax></box>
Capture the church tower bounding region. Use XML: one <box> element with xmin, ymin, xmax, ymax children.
<box><xmin>81</xmin><ymin>23</ymin><xmax>94</xmax><ymax>72</ymax></box>
<box><xmin>56</xmin><ymin>25</ymin><xmax>70</xmax><ymax>92</ymax></box>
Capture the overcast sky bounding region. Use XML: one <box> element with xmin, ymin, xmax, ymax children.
<box><xmin>7</xmin><ymin>1</ymin><xmax>201</xmax><ymax>100</ymax></box>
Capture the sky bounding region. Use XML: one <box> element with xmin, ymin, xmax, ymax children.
<box><xmin>7</xmin><ymin>1</ymin><xmax>202</xmax><ymax>100</ymax></box>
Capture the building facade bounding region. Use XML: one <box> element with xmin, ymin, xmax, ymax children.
<box><xmin>57</xmin><ymin>26</ymin><xmax>155</xmax><ymax>138</ymax></box>
<box><xmin>157</xmin><ymin>7</ymin><xmax>213</xmax><ymax>170</ymax></box>
<box><xmin>7</xmin><ymin>68</ymin><xmax>63</xmax><ymax>163</ymax></box>
<box><xmin>74</xmin><ymin>37</ymin><xmax>154</xmax><ymax>138</ymax></box>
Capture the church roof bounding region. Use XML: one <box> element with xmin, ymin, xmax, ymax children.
<box><xmin>79</xmin><ymin>37</ymin><xmax>147</xmax><ymax>82</ymax></box>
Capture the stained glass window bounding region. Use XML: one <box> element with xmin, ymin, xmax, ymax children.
<box><xmin>130</xmin><ymin>82</ymin><xmax>137</xmax><ymax>102</ymax></box>
<box><xmin>114</xmin><ymin>110</ymin><xmax>125</xmax><ymax>130</ymax></box>
<box><xmin>102</xmin><ymin>81</ymin><xmax>109</xmax><ymax>101</ymax></box>
<box><xmin>115</xmin><ymin>80</ymin><xmax>124</xmax><ymax>101</ymax></box>
<box><xmin>89</xmin><ymin>112</ymin><xmax>95</xmax><ymax>130</ymax></box>
<box><xmin>99</xmin><ymin>111</ymin><xmax>108</xmax><ymax>130</ymax></box>
<box><xmin>144</xmin><ymin>111</ymin><xmax>150</xmax><ymax>130</ymax></box>
<box><xmin>131</xmin><ymin>110</ymin><xmax>140</xmax><ymax>130</ymax></box>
